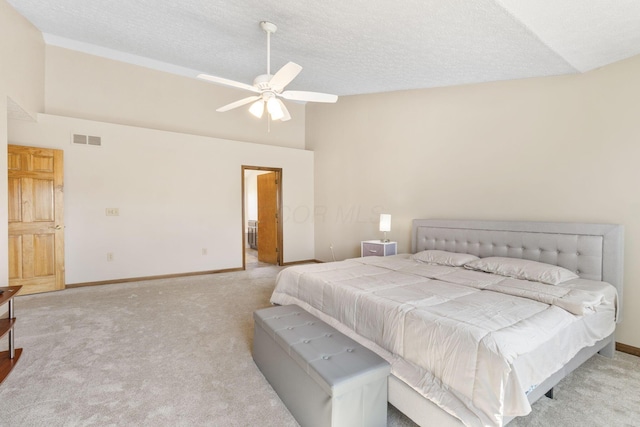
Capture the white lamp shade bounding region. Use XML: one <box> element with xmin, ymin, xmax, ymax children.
<box><xmin>379</xmin><ymin>214</ymin><xmax>391</xmax><ymax>232</ymax></box>
<box><xmin>249</xmin><ymin>100</ymin><xmax>265</xmax><ymax>118</ymax></box>
<box><xmin>267</xmin><ymin>97</ymin><xmax>284</xmax><ymax>120</ymax></box>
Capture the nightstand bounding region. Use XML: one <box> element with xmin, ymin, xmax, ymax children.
<box><xmin>361</xmin><ymin>240</ymin><xmax>397</xmax><ymax>257</ymax></box>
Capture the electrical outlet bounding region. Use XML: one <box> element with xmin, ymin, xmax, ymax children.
<box><xmin>107</xmin><ymin>252</ymin><xmax>114</xmax><ymax>262</ymax></box>
<box><xmin>202</xmin><ymin>248</ymin><xmax>208</xmax><ymax>255</ymax></box>
<box><xmin>106</xmin><ymin>208</ymin><xmax>119</xmax><ymax>216</ymax></box>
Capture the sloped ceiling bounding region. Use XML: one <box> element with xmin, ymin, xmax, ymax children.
<box><xmin>7</xmin><ymin>0</ymin><xmax>640</xmax><ymax>96</ymax></box>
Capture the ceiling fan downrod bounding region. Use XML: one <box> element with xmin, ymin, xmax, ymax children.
<box><xmin>260</xmin><ymin>21</ymin><xmax>278</xmax><ymax>77</ymax></box>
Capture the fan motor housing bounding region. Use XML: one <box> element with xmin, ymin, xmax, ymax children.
<box><xmin>254</xmin><ymin>74</ymin><xmax>282</xmax><ymax>92</ymax></box>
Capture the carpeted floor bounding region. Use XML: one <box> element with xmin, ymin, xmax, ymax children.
<box><xmin>0</xmin><ymin>266</ymin><xmax>638</xmax><ymax>426</ymax></box>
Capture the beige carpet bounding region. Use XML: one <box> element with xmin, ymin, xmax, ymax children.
<box><xmin>0</xmin><ymin>266</ymin><xmax>638</xmax><ymax>426</ymax></box>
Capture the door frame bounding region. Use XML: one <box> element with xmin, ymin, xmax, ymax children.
<box><xmin>241</xmin><ymin>165</ymin><xmax>283</xmax><ymax>268</ymax></box>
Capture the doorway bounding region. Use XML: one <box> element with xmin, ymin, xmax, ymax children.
<box><xmin>242</xmin><ymin>166</ymin><xmax>283</xmax><ymax>269</ymax></box>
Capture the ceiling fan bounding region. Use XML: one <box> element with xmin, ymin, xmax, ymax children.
<box><xmin>197</xmin><ymin>21</ymin><xmax>338</xmax><ymax>122</ymax></box>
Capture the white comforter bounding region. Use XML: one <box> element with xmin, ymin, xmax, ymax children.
<box><xmin>270</xmin><ymin>255</ymin><xmax>617</xmax><ymax>427</ymax></box>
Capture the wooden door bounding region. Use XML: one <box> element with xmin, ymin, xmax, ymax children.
<box><xmin>257</xmin><ymin>172</ymin><xmax>278</xmax><ymax>264</ymax></box>
<box><xmin>8</xmin><ymin>145</ymin><xmax>65</xmax><ymax>295</ymax></box>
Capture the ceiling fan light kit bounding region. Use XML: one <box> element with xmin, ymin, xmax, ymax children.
<box><xmin>197</xmin><ymin>21</ymin><xmax>338</xmax><ymax>123</ymax></box>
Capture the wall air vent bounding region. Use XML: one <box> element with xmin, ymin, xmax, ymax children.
<box><xmin>72</xmin><ymin>134</ymin><xmax>87</xmax><ymax>145</ymax></box>
<box><xmin>72</xmin><ymin>133</ymin><xmax>102</xmax><ymax>147</ymax></box>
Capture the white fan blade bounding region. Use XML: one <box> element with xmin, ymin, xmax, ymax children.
<box><xmin>277</xmin><ymin>99</ymin><xmax>291</xmax><ymax>122</ymax></box>
<box><xmin>198</xmin><ymin>73</ymin><xmax>260</xmax><ymax>93</ymax></box>
<box><xmin>269</xmin><ymin>62</ymin><xmax>303</xmax><ymax>90</ymax></box>
<box><xmin>216</xmin><ymin>96</ymin><xmax>261</xmax><ymax>112</ymax></box>
<box><xmin>280</xmin><ymin>90</ymin><xmax>338</xmax><ymax>103</ymax></box>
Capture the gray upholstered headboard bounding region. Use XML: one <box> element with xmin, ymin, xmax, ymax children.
<box><xmin>411</xmin><ymin>219</ymin><xmax>624</xmax><ymax>316</ymax></box>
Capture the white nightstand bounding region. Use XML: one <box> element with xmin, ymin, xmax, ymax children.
<box><xmin>361</xmin><ymin>240</ymin><xmax>397</xmax><ymax>257</ymax></box>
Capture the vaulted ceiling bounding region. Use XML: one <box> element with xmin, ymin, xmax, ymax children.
<box><xmin>8</xmin><ymin>0</ymin><xmax>640</xmax><ymax>96</ymax></box>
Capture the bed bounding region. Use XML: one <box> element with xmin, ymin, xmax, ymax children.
<box><xmin>270</xmin><ymin>219</ymin><xmax>623</xmax><ymax>427</ymax></box>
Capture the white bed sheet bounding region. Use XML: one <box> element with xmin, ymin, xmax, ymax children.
<box><xmin>270</xmin><ymin>255</ymin><xmax>617</xmax><ymax>427</ymax></box>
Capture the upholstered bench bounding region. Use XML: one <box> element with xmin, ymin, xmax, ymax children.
<box><xmin>253</xmin><ymin>304</ymin><xmax>391</xmax><ymax>427</ymax></box>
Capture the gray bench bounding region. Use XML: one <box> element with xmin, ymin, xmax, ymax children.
<box><xmin>253</xmin><ymin>304</ymin><xmax>391</xmax><ymax>427</ymax></box>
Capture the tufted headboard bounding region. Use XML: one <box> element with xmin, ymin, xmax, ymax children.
<box><xmin>411</xmin><ymin>219</ymin><xmax>624</xmax><ymax>316</ymax></box>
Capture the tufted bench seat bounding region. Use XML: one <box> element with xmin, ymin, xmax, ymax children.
<box><xmin>253</xmin><ymin>304</ymin><xmax>390</xmax><ymax>427</ymax></box>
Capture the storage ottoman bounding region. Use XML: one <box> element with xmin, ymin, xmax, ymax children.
<box><xmin>253</xmin><ymin>304</ymin><xmax>391</xmax><ymax>427</ymax></box>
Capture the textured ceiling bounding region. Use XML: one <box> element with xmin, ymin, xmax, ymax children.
<box><xmin>7</xmin><ymin>0</ymin><xmax>640</xmax><ymax>96</ymax></box>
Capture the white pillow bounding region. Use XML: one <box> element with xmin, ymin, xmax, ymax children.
<box><xmin>411</xmin><ymin>250</ymin><xmax>479</xmax><ymax>267</ymax></box>
<box><xmin>463</xmin><ymin>257</ymin><xmax>579</xmax><ymax>285</ymax></box>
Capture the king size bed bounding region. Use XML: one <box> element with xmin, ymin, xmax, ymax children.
<box><xmin>270</xmin><ymin>219</ymin><xmax>623</xmax><ymax>426</ymax></box>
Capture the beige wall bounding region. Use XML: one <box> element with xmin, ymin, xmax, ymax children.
<box><xmin>0</xmin><ymin>0</ymin><xmax>45</xmax><ymax>283</ymax></box>
<box><xmin>307</xmin><ymin>55</ymin><xmax>640</xmax><ymax>347</ymax></box>
<box><xmin>0</xmin><ymin>0</ymin><xmax>45</xmax><ymax>115</ymax></box>
<box><xmin>9</xmin><ymin>114</ymin><xmax>314</xmax><ymax>283</ymax></box>
<box><xmin>45</xmin><ymin>46</ymin><xmax>306</xmax><ymax>149</ymax></box>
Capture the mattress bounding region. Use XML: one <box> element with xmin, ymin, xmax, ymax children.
<box><xmin>270</xmin><ymin>254</ymin><xmax>617</xmax><ymax>427</ymax></box>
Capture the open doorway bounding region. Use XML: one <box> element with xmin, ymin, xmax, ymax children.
<box><xmin>242</xmin><ymin>166</ymin><xmax>283</xmax><ymax>269</ymax></box>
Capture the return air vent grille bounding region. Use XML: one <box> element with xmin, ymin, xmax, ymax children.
<box><xmin>72</xmin><ymin>133</ymin><xmax>102</xmax><ymax>147</ymax></box>
<box><xmin>72</xmin><ymin>134</ymin><xmax>87</xmax><ymax>145</ymax></box>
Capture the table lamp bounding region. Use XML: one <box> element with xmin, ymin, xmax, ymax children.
<box><xmin>379</xmin><ymin>214</ymin><xmax>391</xmax><ymax>242</ymax></box>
